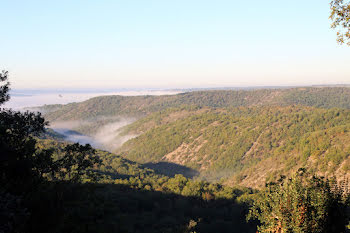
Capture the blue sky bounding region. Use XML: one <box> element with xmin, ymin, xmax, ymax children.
<box><xmin>1</xmin><ymin>0</ymin><xmax>350</xmax><ymax>89</ymax></box>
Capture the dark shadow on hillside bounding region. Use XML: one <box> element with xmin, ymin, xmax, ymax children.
<box><xmin>143</xmin><ymin>162</ymin><xmax>200</xmax><ymax>178</ymax></box>
<box><xmin>25</xmin><ymin>182</ymin><xmax>257</xmax><ymax>233</ymax></box>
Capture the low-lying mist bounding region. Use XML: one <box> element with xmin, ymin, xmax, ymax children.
<box><xmin>50</xmin><ymin>117</ymin><xmax>137</xmax><ymax>152</ymax></box>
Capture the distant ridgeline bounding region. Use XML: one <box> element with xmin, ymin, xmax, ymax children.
<box><xmin>39</xmin><ymin>87</ymin><xmax>350</xmax><ymax>188</ymax></box>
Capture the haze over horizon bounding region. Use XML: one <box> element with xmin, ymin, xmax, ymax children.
<box><xmin>2</xmin><ymin>0</ymin><xmax>350</xmax><ymax>89</ymax></box>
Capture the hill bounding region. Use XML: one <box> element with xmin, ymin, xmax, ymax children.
<box><xmin>41</xmin><ymin>87</ymin><xmax>350</xmax><ymax>123</ymax></box>
<box><xmin>117</xmin><ymin>106</ymin><xmax>350</xmax><ymax>188</ymax></box>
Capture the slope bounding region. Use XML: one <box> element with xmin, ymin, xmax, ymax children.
<box><xmin>117</xmin><ymin>106</ymin><xmax>350</xmax><ymax>188</ymax></box>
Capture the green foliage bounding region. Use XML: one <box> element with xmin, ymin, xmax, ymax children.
<box><xmin>55</xmin><ymin>143</ymin><xmax>102</xmax><ymax>182</ymax></box>
<box><xmin>0</xmin><ymin>108</ymin><xmax>47</xmax><ymax>187</ymax></box>
<box><xmin>248</xmin><ymin>170</ymin><xmax>350</xmax><ymax>233</ymax></box>
<box><xmin>0</xmin><ymin>72</ymin><xmax>101</xmax><ymax>187</ymax></box>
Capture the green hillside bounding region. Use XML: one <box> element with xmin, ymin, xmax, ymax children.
<box><xmin>117</xmin><ymin>106</ymin><xmax>350</xmax><ymax>188</ymax></box>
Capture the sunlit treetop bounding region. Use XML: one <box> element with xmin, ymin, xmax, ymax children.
<box><xmin>330</xmin><ymin>0</ymin><xmax>350</xmax><ymax>45</ymax></box>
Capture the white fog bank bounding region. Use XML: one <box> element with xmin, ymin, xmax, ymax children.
<box><xmin>50</xmin><ymin>118</ymin><xmax>138</xmax><ymax>152</ymax></box>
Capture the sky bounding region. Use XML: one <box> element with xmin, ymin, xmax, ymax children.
<box><xmin>1</xmin><ymin>0</ymin><xmax>350</xmax><ymax>89</ymax></box>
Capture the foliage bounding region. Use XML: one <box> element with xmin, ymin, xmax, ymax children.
<box><xmin>55</xmin><ymin>143</ymin><xmax>102</xmax><ymax>182</ymax></box>
<box><xmin>0</xmin><ymin>101</ymin><xmax>47</xmax><ymax>187</ymax></box>
<box><xmin>0</xmin><ymin>73</ymin><xmax>102</xmax><ymax>190</ymax></box>
<box><xmin>330</xmin><ymin>0</ymin><xmax>350</xmax><ymax>45</ymax></box>
<box><xmin>247</xmin><ymin>170</ymin><xmax>350</xmax><ymax>233</ymax></box>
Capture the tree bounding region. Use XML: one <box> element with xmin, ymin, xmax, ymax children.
<box><xmin>56</xmin><ymin>143</ymin><xmax>101</xmax><ymax>182</ymax></box>
<box><xmin>0</xmin><ymin>71</ymin><xmax>101</xmax><ymax>189</ymax></box>
<box><xmin>330</xmin><ymin>0</ymin><xmax>350</xmax><ymax>45</ymax></box>
<box><xmin>0</xmin><ymin>71</ymin><xmax>48</xmax><ymax>188</ymax></box>
<box><xmin>247</xmin><ymin>170</ymin><xmax>350</xmax><ymax>233</ymax></box>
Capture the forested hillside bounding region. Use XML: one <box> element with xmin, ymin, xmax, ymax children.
<box><xmin>117</xmin><ymin>106</ymin><xmax>350</xmax><ymax>187</ymax></box>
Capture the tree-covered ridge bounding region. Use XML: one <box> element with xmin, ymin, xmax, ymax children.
<box><xmin>117</xmin><ymin>106</ymin><xmax>350</xmax><ymax>187</ymax></box>
<box><xmin>40</xmin><ymin>87</ymin><xmax>350</xmax><ymax>122</ymax></box>
<box><xmin>278</xmin><ymin>87</ymin><xmax>350</xmax><ymax>109</ymax></box>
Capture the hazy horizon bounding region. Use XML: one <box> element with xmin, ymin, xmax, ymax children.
<box><xmin>5</xmin><ymin>84</ymin><xmax>350</xmax><ymax>110</ymax></box>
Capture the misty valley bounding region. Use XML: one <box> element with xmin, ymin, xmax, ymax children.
<box><xmin>39</xmin><ymin>88</ymin><xmax>350</xmax><ymax>185</ymax></box>
<box><xmin>3</xmin><ymin>1</ymin><xmax>350</xmax><ymax>232</ymax></box>
<box><xmin>3</xmin><ymin>85</ymin><xmax>350</xmax><ymax>233</ymax></box>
